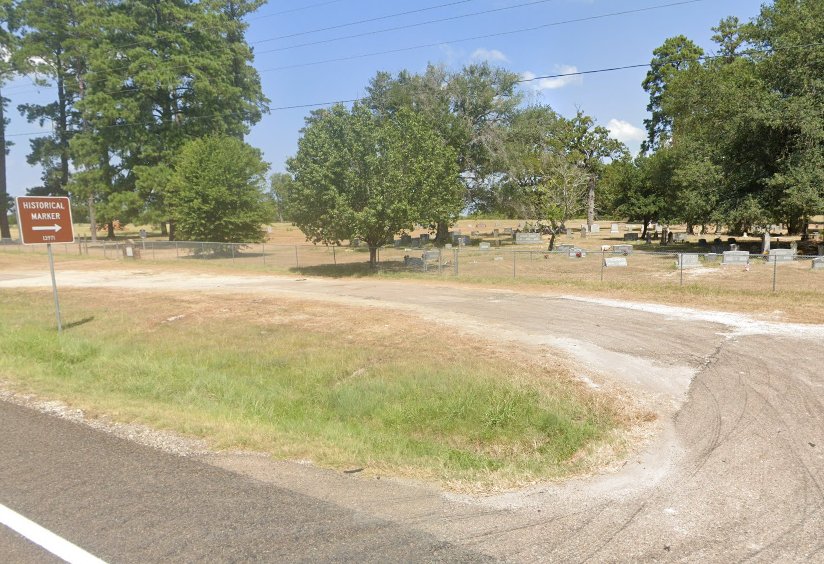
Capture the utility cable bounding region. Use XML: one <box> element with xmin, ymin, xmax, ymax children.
<box><xmin>7</xmin><ymin>40</ymin><xmax>822</xmax><ymax>140</ymax></box>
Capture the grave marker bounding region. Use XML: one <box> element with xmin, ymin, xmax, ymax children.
<box><xmin>769</xmin><ymin>249</ymin><xmax>795</xmax><ymax>263</ymax></box>
<box><xmin>676</xmin><ymin>254</ymin><xmax>701</xmax><ymax>269</ymax></box>
<box><xmin>722</xmin><ymin>251</ymin><xmax>750</xmax><ymax>265</ymax></box>
<box><xmin>603</xmin><ymin>257</ymin><xmax>627</xmax><ymax>267</ymax></box>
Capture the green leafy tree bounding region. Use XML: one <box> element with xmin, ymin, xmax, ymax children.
<box><xmin>0</xmin><ymin>0</ymin><xmax>18</xmax><ymax>239</ymax></box>
<box><xmin>166</xmin><ymin>134</ymin><xmax>272</xmax><ymax>243</ymax></box>
<box><xmin>287</xmin><ymin>103</ymin><xmax>461</xmax><ymax>267</ymax></box>
<box><xmin>365</xmin><ymin>63</ymin><xmax>521</xmax><ymax>243</ymax></box>
<box><xmin>69</xmin><ymin>0</ymin><xmax>268</xmax><ymax>239</ymax></box>
<box><xmin>15</xmin><ymin>0</ymin><xmax>85</xmax><ymax>199</ymax></box>
<box><xmin>269</xmin><ymin>172</ymin><xmax>294</xmax><ymax>222</ymax></box>
<box><xmin>641</xmin><ymin>35</ymin><xmax>704</xmax><ymax>152</ymax></box>
<box><xmin>648</xmin><ymin>0</ymin><xmax>824</xmax><ymax>235</ymax></box>
<box><xmin>563</xmin><ymin>111</ymin><xmax>628</xmax><ymax>230</ymax></box>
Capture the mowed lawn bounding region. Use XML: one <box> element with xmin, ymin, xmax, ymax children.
<box><xmin>0</xmin><ymin>289</ymin><xmax>640</xmax><ymax>490</ymax></box>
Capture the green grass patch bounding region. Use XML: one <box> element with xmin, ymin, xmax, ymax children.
<box><xmin>0</xmin><ymin>290</ymin><xmax>628</xmax><ymax>489</ymax></box>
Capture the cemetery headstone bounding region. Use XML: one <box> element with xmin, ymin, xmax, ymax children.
<box><xmin>611</xmin><ymin>223</ymin><xmax>620</xmax><ymax>234</ymax></box>
<box><xmin>676</xmin><ymin>254</ymin><xmax>701</xmax><ymax>269</ymax></box>
<box><xmin>812</xmin><ymin>257</ymin><xmax>824</xmax><ymax>270</ymax></box>
<box><xmin>673</xmin><ymin>233</ymin><xmax>687</xmax><ymax>242</ymax></box>
<box><xmin>769</xmin><ymin>249</ymin><xmax>795</xmax><ymax>263</ymax></box>
<box><xmin>590</xmin><ymin>224</ymin><xmax>601</xmax><ymax>234</ymax></box>
<box><xmin>722</xmin><ymin>250</ymin><xmax>750</xmax><ymax>265</ymax></box>
<box><xmin>479</xmin><ymin>242</ymin><xmax>491</xmax><ymax>250</ymax></box>
<box><xmin>623</xmin><ymin>233</ymin><xmax>639</xmax><ymax>242</ymax></box>
<box><xmin>515</xmin><ymin>232</ymin><xmax>542</xmax><ymax>245</ymax></box>
<box><xmin>568</xmin><ymin>248</ymin><xmax>587</xmax><ymax>258</ymax></box>
<box><xmin>613</xmin><ymin>244</ymin><xmax>633</xmax><ymax>255</ymax></box>
<box><xmin>503</xmin><ymin>227</ymin><xmax>513</xmax><ymax>235</ymax></box>
<box><xmin>419</xmin><ymin>233</ymin><xmax>430</xmax><ymax>244</ymax></box>
<box><xmin>603</xmin><ymin>257</ymin><xmax>627</xmax><ymax>268</ymax></box>
<box><xmin>557</xmin><ymin>244</ymin><xmax>575</xmax><ymax>253</ymax></box>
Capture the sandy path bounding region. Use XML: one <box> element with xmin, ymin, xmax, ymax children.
<box><xmin>2</xmin><ymin>268</ymin><xmax>823</xmax><ymax>561</ymax></box>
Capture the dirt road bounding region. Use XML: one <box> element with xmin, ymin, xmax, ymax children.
<box><xmin>2</xmin><ymin>268</ymin><xmax>823</xmax><ymax>561</ymax></box>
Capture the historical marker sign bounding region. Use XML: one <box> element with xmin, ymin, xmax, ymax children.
<box><xmin>16</xmin><ymin>196</ymin><xmax>75</xmax><ymax>245</ymax></box>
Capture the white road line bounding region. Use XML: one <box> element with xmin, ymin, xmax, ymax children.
<box><xmin>0</xmin><ymin>503</ymin><xmax>107</xmax><ymax>564</ymax></box>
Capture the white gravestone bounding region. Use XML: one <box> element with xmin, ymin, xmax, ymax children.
<box><xmin>676</xmin><ymin>254</ymin><xmax>701</xmax><ymax>269</ymax></box>
<box><xmin>603</xmin><ymin>257</ymin><xmax>628</xmax><ymax>267</ymax></box>
<box><xmin>722</xmin><ymin>251</ymin><xmax>750</xmax><ymax>265</ymax></box>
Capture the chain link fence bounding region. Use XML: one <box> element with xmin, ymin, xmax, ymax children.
<box><xmin>2</xmin><ymin>237</ymin><xmax>823</xmax><ymax>294</ymax></box>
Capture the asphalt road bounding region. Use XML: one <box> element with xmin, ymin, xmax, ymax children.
<box><xmin>1</xmin><ymin>269</ymin><xmax>823</xmax><ymax>562</ymax></box>
<box><xmin>0</xmin><ymin>400</ymin><xmax>486</xmax><ymax>563</ymax></box>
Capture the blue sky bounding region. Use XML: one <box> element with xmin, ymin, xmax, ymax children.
<box><xmin>4</xmin><ymin>0</ymin><xmax>765</xmax><ymax>198</ymax></box>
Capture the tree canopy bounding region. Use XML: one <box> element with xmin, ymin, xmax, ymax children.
<box><xmin>287</xmin><ymin>103</ymin><xmax>461</xmax><ymax>266</ymax></box>
<box><xmin>166</xmin><ymin>134</ymin><xmax>272</xmax><ymax>244</ymax></box>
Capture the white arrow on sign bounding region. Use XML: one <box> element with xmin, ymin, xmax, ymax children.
<box><xmin>32</xmin><ymin>224</ymin><xmax>63</xmax><ymax>232</ymax></box>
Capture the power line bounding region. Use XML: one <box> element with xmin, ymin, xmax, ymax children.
<box><xmin>8</xmin><ymin>0</ymin><xmax>700</xmax><ymax>100</ymax></box>
<box><xmin>7</xmin><ymin>0</ymin><xmax>494</xmax><ymax>96</ymax></box>
<box><xmin>253</xmin><ymin>0</ymin><xmax>481</xmax><ymax>42</ymax></box>
<box><xmin>252</xmin><ymin>0</ymin><xmax>556</xmax><ymax>49</ymax></box>
<box><xmin>256</xmin><ymin>1</ymin><xmax>707</xmax><ymax>73</ymax></box>
<box><xmin>247</xmin><ymin>0</ymin><xmax>350</xmax><ymax>22</ymax></box>
<box><xmin>8</xmin><ymin>41</ymin><xmax>822</xmax><ymax>140</ymax></box>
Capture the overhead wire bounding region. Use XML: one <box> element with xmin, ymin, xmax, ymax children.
<box><xmin>256</xmin><ymin>1</ymin><xmax>707</xmax><ymax>73</ymax></box>
<box><xmin>7</xmin><ymin>0</ymin><xmax>548</xmax><ymax>96</ymax></box>
<box><xmin>9</xmin><ymin>0</ymin><xmax>704</xmax><ymax>100</ymax></box>
<box><xmin>6</xmin><ymin>41</ymin><xmax>822</xmax><ymax>140</ymax></box>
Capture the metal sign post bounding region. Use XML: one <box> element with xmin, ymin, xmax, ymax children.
<box><xmin>16</xmin><ymin>196</ymin><xmax>75</xmax><ymax>334</ymax></box>
<box><xmin>47</xmin><ymin>244</ymin><xmax>63</xmax><ymax>333</ymax></box>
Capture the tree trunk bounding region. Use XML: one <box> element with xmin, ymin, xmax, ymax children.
<box><xmin>548</xmin><ymin>232</ymin><xmax>556</xmax><ymax>251</ymax></box>
<box><xmin>56</xmin><ymin>54</ymin><xmax>70</xmax><ymax>192</ymax></box>
<box><xmin>160</xmin><ymin>222</ymin><xmax>168</xmax><ymax>236</ymax></box>
<box><xmin>0</xmin><ymin>86</ymin><xmax>10</xmax><ymax>240</ymax></box>
<box><xmin>107</xmin><ymin>221</ymin><xmax>115</xmax><ymax>240</ymax></box>
<box><xmin>586</xmin><ymin>175</ymin><xmax>596</xmax><ymax>231</ymax></box>
<box><xmin>369</xmin><ymin>246</ymin><xmax>378</xmax><ymax>268</ymax></box>
<box><xmin>435</xmin><ymin>221</ymin><xmax>449</xmax><ymax>246</ymax></box>
<box><xmin>641</xmin><ymin>218</ymin><xmax>649</xmax><ymax>239</ymax></box>
<box><xmin>169</xmin><ymin>221</ymin><xmax>176</xmax><ymax>241</ymax></box>
<box><xmin>88</xmin><ymin>194</ymin><xmax>98</xmax><ymax>242</ymax></box>
<box><xmin>687</xmin><ymin>223</ymin><xmax>695</xmax><ymax>235</ymax></box>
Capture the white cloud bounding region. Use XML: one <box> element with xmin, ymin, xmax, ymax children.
<box><xmin>607</xmin><ymin>119</ymin><xmax>646</xmax><ymax>143</ymax></box>
<box><xmin>521</xmin><ymin>65</ymin><xmax>583</xmax><ymax>91</ymax></box>
<box><xmin>470</xmin><ymin>48</ymin><xmax>509</xmax><ymax>63</ymax></box>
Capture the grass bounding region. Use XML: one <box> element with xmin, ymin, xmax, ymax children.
<box><xmin>0</xmin><ymin>289</ymin><xmax>637</xmax><ymax>490</ymax></box>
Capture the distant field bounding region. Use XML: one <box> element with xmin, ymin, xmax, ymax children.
<box><xmin>0</xmin><ymin>288</ymin><xmax>639</xmax><ymax>491</ymax></box>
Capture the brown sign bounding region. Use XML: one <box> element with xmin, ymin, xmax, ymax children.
<box><xmin>16</xmin><ymin>196</ymin><xmax>76</xmax><ymax>245</ymax></box>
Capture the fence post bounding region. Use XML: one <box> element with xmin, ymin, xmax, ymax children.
<box><xmin>332</xmin><ymin>245</ymin><xmax>336</xmax><ymax>265</ymax></box>
<box><xmin>680</xmin><ymin>253</ymin><xmax>684</xmax><ymax>286</ymax></box>
<box><xmin>454</xmin><ymin>248</ymin><xmax>459</xmax><ymax>276</ymax></box>
<box><xmin>772</xmin><ymin>255</ymin><xmax>777</xmax><ymax>292</ymax></box>
<box><xmin>262</xmin><ymin>242</ymin><xmax>266</xmax><ymax>266</ymax></box>
<box><xmin>513</xmin><ymin>250</ymin><xmax>516</xmax><ymax>278</ymax></box>
<box><xmin>103</xmin><ymin>240</ymin><xmax>107</xmax><ymax>259</ymax></box>
<box><xmin>438</xmin><ymin>248</ymin><xmax>442</xmax><ymax>274</ymax></box>
<box><xmin>294</xmin><ymin>245</ymin><xmax>299</xmax><ymax>268</ymax></box>
<box><xmin>152</xmin><ymin>241</ymin><xmax>156</xmax><ymax>261</ymax></box>
<box><xmin>175</xmin><ymin>241</ymin><xmax>179</xmax><ymax>258</ymax></box>
<box><xmin>600</xmin><ymin>249</ymin><xmax>605</xmax><ymax>282</ymax></box>
<box><xmin>231</xmin><ymin>243</ymin><xmax>235</xmax><ymax>262</ymax></box>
